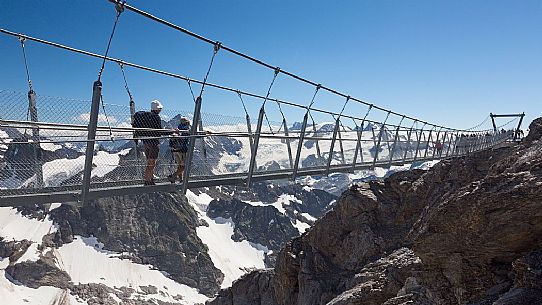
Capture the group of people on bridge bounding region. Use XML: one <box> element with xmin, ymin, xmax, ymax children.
<box><xmin>132</xmin><ymin>100</ymin><xmax>191</xmax><ymax>186</ymax></box>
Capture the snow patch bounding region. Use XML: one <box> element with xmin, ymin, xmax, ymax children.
<box><xmin>187</xmin><ymin>190</ymin><xmax>267</xmax><ymax>288</ymax></box>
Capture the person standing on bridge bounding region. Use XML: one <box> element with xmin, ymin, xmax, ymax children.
<box><xmin>133</xmin><ymin>100</ymin><xmax>177</xmax><ymax>186</ymax></box>
<box><xmin>168</xmin><ymin>117</ymin><xmax>191</xmax><ymax>183</ymax></box>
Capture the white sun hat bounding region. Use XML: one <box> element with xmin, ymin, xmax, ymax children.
<box><xmin>150</xmin><ymin>100</ymin><xmax>163</xmax><ymax>111</ymax></box>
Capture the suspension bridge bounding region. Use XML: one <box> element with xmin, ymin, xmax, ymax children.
<box><xmin>0</xmin><ymin>1</ymin><xmax>524</xmax><ymax>207</ymax></box>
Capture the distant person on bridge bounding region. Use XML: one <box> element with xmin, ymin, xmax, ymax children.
<box><xmin>434</xmin><ymin>140</ymin><xmax>443</xmax><ymax>155</ymax></box>
<box><xmin>133</xmin><ymin>100</ymin><xmax>177</xmax><ymax>186</ymax></box>
<box><xmin>168</xmin><ymin>117</ymin><xmax>191</xmax><ymax>183</ymax></box>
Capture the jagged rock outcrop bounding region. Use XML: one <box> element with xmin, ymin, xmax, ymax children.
<box><xmin>207</xmin><ymin>198</ymin><xmax>299</xmax><ymax>251</ymax></box>
<box><xmin>207</xmin><ymin>118</ymin><xmax>542</xmax><ymax>305</ymax></box>
<box><xmin>0</xmin><ymin>237</ymin><xmax>31</xmax><ymax>262</ymax></box>
<box><xmin>208</xmin><ymin>269</ymin><xmax>277</xmax><ymax>305</ymax></box>
<box><xmin>6</xmin><ymin>257</ymin><xmax>72</xmax><ymax>289</ymax></box>
<box><xmin>49</xmin><ymin>192</ymin><xmax>223</xmax><ymax>296</ymax></box>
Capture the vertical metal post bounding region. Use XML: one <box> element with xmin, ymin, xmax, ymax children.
<box><xmin>129</xmin><ymin>99</ymin><xmax>140</xmax><ymax>158</ymax></box>
<box><xmin>246</xmin><ymin>106</ymin><xmax>265</xmax><ymax>187</ymax></box>
<box><xmin>81</xmin><ymin>81</ymin><xmax>102</xmax><ymax>205</ymax></box>
<box><xmin>513</xmin><ymin>112</ymin><xmax>525</xmax><ymax>140</ymax></box>
<box><xmin>292</xmin><ymin>112</ymin><xmax>309</xmax><ymax>180</ymax></box>
<box><xmin>351</xmin><ymin>122</ymin><xmax>364</xmax><ymax>172</ymax></box>
<box><xmin>372</xmin><ymin>121</ymin><xmax>388</xmax><ymax>169</ymax></box>
<box><xmin>325</xmin><ymin>118</ymin><xmax>341</xmax><ymax>175</ymax></box>
<box><xmin>198</xmin><ymin>118</ymin><xmax>207</xmax><ymax>158</ymax></box>
<box><xmin>423</xmin><ymin>129</ymin><xmax>434</xmax><ymax>159</ymax></box>
<box><xmin>413</xmin><ymin>128</ymin><xmax>424</xmax><ymax>162</ymax></box>
<box><xmin>371</xmin><ymin>125</ymin><xmax>378</xmax><ymax>148</ymax></box>
<box><xmin>402</xmin><ymin>122</ymin><xmax>416</xmax><ymax>163</ymax></box>
<box><xmin>388</xmin><ymin>119</ymin><xmax>404</xmax><ymax>167</ymax></box>
<box><xmin>490</xmin><ymin>113</ymin><xmax>497</xmax><ymax>132</ymax></box>
<box><xmin>337</xmin><ymin>125</ymin><xmax>346</xmax><ymax>165</ymax></box>
<box><xmin>181</xmin><ymin>96</ymin><xmax>203</xmax><ymax>194</ymax></box>
<box><xmin>431</xmin><ymin>129</ymin><xmax>441</xmax><ymax>157</ymax></box>
<box><xmin>27</xmin><ymin>89</ymin><xmax>43</xmax><ymax>187</ymax></box>
<box><xmin>311</xmin><ymin>118</ymin><xmax>322</xmax><ymax>162</ymax></box>
<box><xmin>446</xmin><ymin>133</ymin><xmax>454</xmax><ymax>157</ymax></box>
<box><xmin>283</xmin><ymin>118</ymin><xmax>294</xmax><ymax>169</ymax></box>
<box><xmin>245</xmin><ymin>114</ymin><xmax>254</xmax><ymax>159</ymax></box>
<box><xmin>438</xmin><ymin>132</ymin><xmax>448</xmax><ymax>158</ymax></box>
<box><xmin>445</xmin><ymin>132</ymin><xmax>455</xmax><ymax>157</ymax></box>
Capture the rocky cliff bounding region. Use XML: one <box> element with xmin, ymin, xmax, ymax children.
<box><xmin>208</xmin><ymin>118</ymin><xmax>542</xmax><ymax>305</ymax></box>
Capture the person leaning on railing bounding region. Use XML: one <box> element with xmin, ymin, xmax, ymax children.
<box><xmin>168</xmin><ymin>116</ymin><xmax>191</xmax><ymax>183</ymax></box>
<box><xmin>132</xmin><ymin>100</ymin><xmax>177</xmax><ymax>186</ymax></box>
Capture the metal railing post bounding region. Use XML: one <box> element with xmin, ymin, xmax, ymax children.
<box><xmin>372</xmin><ymin>123</ymin><xmax>386</xmax><ymax>169</ymax></box>
<box><xmin>402</xmin><ymin>121</ymin><xmax>416</xmax><ymax>163</ymax></box>
<box><xmin>423</xmin><ymin>129</ymin><xmax>434</xmax><ymax>159</ymax></box>
<box><xmin>28</xmin><ymin>89</ymin><xmax>43</xmax><ymax>187</ymax></box>
<box><xmin>388</xmin><ymin>117</ymin><xmax>404</xmax><ymax>167</ymax></box>
<box><xmin>245</xmin><ymin>114</ymin><xmax>254</xmax><ymax>159</ymax></box>
<box><xmin>325</xmin><ymin>117</ymin><xmax>341</xmax><ymax>175</ymax></box>
<box><xmin>246</xmin><ymin>106</ymin><xmax>265</xmax><ymax>187</ymax></box>
<box><xmin>445</xmin><ymin>132</ymin><xmax>455</xmax><ymax>157</ymax></box>
<box><xmin>181</xmin><ymin>96</ymin><xmax>203</xmax><ymax>194</ymax></box>
<box><xmin>337</xmin><ymin>125</ymin><xmax>346</xmax><ymax>165</ymax></box>
<box><xmin>351</xmin><ymin>122</ymin><xmax>364</xmax><ymax>172</ymax></box>
<box><xmin>283</xmin><ymin>118</ymin><xmax>294</xmax><ymax>169</ymax></box>
<box><xmin>513</xmin><ymin>112</ymin><xmax>525</xmax><ymax>141</ymax></box>
<box><xmin>311</xmin><ymin>118</ymin><xmax>322</xmax><ymax>162</ymax></box>
<box><xmin>438</xmin><ymin>132</ymin><xmax>448</xmax><ymax>158</ymax></box>
<box><xmin>413</xmin><ymin>128</ymin><xmax>424</xmax><ymax>162</ymax></box>
<box><xmin>430</xmin><ymin>129</ymin><xmax>441</xmax><ymax>157</ymax></box>
<box><xmin>292</xmin><ymin>111</ymin><xmax>309</xmax><ymax>180</ymax></box>
<box><xmin>129</xmin><ymin>98</ymin><xmax>140</xmax><ymax>158</ymax></box>
<box><xmin>81</xmin><ymin>80</ymin><xmax>102</xmax><ymax>205</ymax></box>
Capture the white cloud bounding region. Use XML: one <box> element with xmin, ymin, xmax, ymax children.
<box><xmin>76</xmin><ymin>113</ymin><xmax>118</xmax><ymax>124</ymax></box>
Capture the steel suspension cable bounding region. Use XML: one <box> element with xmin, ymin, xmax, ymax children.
<box><xmin>0</xmin><ymin>28</ymin><xmax>495</xmax><ymax>133</ymax></box>
<box><xmin>98</xmin><ymin>0</ymin><xmax>125</xmax><ymax>81</ymax></box>
<box><xmin>108</xmin><ymin>0</ymin><xmax>461</xmax><ymax>131</ymax></box>
<box><xmin>198</xmin><ymin>42</ymin><xmax>221</xmax><ymax>98</ymax></box>
<box><xmin>18</xmin><ymin>37</ymin><xmax>34</xmax><ymax>135</ymax></box>
<box><xmin>18</xmin><ymin>37</ymin><xmax>33</xmax><ymax>92</ymax></box>
<box><xmin>260</xmin><ymin>69</ymin><xmax>281</xmax><ymax>134</ymax></box>
<box><xmin>236</xmin><ymin>91</ymin><xmax>249</xmax><ymax>117</ymax></box>
<box><xmin>186</xmin><ymin>80</ymin><xmax>197</xmax><ymax>102</ymax></box>
<box><xmin>97</xmin><ymin>1</ymin><xmax>125</xmax><ymax>140</ymax></box>
<box><xmin>119</xmin><ymin>62</ymin><xmax>134</xmax><ymax>102</ymax></box>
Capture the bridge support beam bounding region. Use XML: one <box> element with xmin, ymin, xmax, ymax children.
<box><xmin>513</xmin><ymin>112</ymin><xmax>525</xmax><ymax>141</ymax></box>
<box><xmin>388</xmin><ymin>118</ymin><xmax>404</xmax><ymax>168</ymax></box>
<box><xmin>351</xmin><ymin>121</ymin><xmax>364</xmax><ymax>172</ymax></box>
<box><xmin>292</xmin><ymin>111</ymin><xmax>309</xmax><ymax>180</ymax></box>
<box><xmin>372</xmin><ymin>124</ymin><xmax>386</xmax><ymax>169</ymax></box>
<box><xmin>431</xmin><ymin>129</ymin><xmax>441</xmax><ymax>157</ymax></box>
<box><xmin>81</xmin><ymin>80</ymin><xmax>102</xmax><ymax>205</ymax></box>
<box><xmin>28</xmin><ymin>89</ymin><xmax>43</xmax><ymax>187</ymax></box>
<box><xmin>181</xmin><ymin>96</ymin><xmax>203</xmax><ymax>195</ymax></box>
<box><xmin>423</xmin><ymin>129</ymin><xmax>433</xmax><ymax>159</ymax></box>
<box><xmin>402</xmin><ymin>122</ymin><xmax>415</xmax><ymax>163</ymax></box>
<box><xmin>246</xmin><ymin>106</ymin><xmax>265</xmax><ymax>187</ymax></box>
<box><xmin>413</xmin><ymin>128</ymin><xmax>424</xmax><ymax>162</ymax></box>
<box><xmin>245</xmin><ymin>114</ymin><xmax>255</xmax><ymax>160</ymax></box>
<box><xmin>283</xmin><ymin>118</ymin><xmax>293</xmax><ymax>169</ymax></box>
<box><xmin>326</xmin><ymin>117</ymin><xmax>341</xmax><ymax>175</ymax></box>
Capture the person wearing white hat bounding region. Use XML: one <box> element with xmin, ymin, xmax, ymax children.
<box><xmin>133</xmin><ymin>99</ymin><xmax>174</xmax><ymax>185</ymax></box>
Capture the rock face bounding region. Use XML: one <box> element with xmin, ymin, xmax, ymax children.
<box><xmin>207</xmin><ymin>118</ymin><xmax>542</xmax><ymax>305</ymax></box>
<box><xmin>50</xmin><ymin>192</ymin><xmax>223</xmax><ymax>296</ymax></box>
<box><xmin>207</xmin><ymin>198</ymin><xmax>299</xmax><ymax>252</ymax></box>
<box><xmin>6</xmin><ymin>257</ymin><xmax>72</xmax><ymax>289</ymax></box>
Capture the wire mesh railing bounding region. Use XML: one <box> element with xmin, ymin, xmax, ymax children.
<box><xmin>0</xmin><ymin>89</ymin><xmax>516</xmax><ymax>202</ymax></box>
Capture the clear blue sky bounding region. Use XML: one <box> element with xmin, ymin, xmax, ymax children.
<box><xmin>1</xmin><ymin>0</ymin><xmax>540</xmax><ymax>130</ymax></box>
